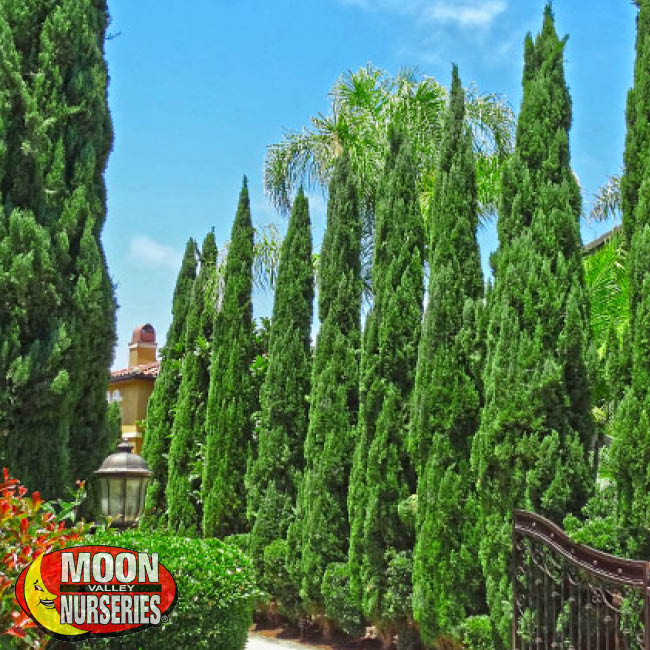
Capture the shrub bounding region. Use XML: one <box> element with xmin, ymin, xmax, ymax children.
<box><xmin>0</xmin><ymin>469</ymin><xmax>89</xmax><ymax>649</ymax></box>
<box><xmin>262</xmin><ymin>538</ymin><xmax>301</xmax><ymax>620</ymax></box>
<box><xmin>223</xmin><ymin>533</ymin><xmax>250</xmax><ymax>555</ymax></box>
<box><xmin>321</xmin><ymin>562</ymin><xmax>365</xmax><ymax>637</ymax></box>
<box><xmin>457</xmin><ymin>615</ymin><xmax>494</xmax><ymax>650</ymax></box>
<box><xmin>82</xmin><ymin>529</ymin><xmax>261</xmax><ymax>650</ymax></box>
<box><xmin>563</xmin><ymin>482</ymin><xmax>622</xmax><ymax>554</ymax></box>
<box><xmin>384</xmin><ymin>550</ymin><xmax>414</xmax><ymax>627</ymax></box>
<box><xmin>397</xmin><ymin>494</ymin><xmax>418</xmax><ymax>535</ymax></box>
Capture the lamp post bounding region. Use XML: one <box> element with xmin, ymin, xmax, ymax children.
<box><xmin>94</xmin><ymin>438</ymin><xmax>152</xmax><ymax>530</ymax></box>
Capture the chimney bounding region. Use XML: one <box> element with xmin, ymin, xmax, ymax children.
<box><xmin>128</xmin><ymin>323</ymin><xmax>157</xmax><ymax>367</ymax></box>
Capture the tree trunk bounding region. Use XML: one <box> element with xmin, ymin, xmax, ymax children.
<box><xmin>268</xmin><ymin>599</ymin><xmax>279</xmax><ymax>627</ymax></box>
<box><xmin>321</xmin><ymin>617</ymin><xmax>334</xmax><ymax>640</ymax></box>
<box><xmin>380</xmin><ymin>628</ymin><xmax>395</xmax><ymax>650</ymax></box>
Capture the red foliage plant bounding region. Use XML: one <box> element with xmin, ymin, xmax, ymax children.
<box><xmin>0</xmin><ymin>469</ymin><xmax>89</xmax><ymax>648</ymax></box>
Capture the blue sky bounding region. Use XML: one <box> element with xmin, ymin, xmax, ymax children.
<box><xmin>103</xmin><ymin>0</ymin><xmax>636</xmax><ymax>370</ymax></box>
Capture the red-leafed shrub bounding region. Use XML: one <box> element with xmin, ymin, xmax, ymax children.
<box><xmin>0</xmin><ymin>469</ymin><xmax>89</xmax><ymax>648</ymax></box>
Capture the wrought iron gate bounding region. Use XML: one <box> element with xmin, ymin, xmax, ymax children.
<box><xmin>513</xmin><ymin>510</ymin><xmax>650</xmax><ymax>650</ymax></box>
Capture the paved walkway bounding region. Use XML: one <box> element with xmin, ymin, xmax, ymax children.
<box><xmin>246</xmin><ymin>633</ymin><xmax>310</xmax><ymax>650</ymax></box>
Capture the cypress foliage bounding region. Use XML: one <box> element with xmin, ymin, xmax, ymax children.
<box><xmin>288</xmin><ymin>151</ymin><xmax>362</xmax><ymax>621</ymax></box>
<box><xmin>246</xmin><ymin>189</ymin><xmax>313</xmax><ymax>574</ymax></box>
<box><xmin>470</xmin><ymin>6</ymin><xmax>593</xmax><ymax>644</ymax></box>
<box><xmin>0</xmin><ymin>0</ymin><xmax>116</xmax><ymax>498</ymax></box>
<box><xmin>105</xmin><ymin>402</ymin><xmax>123</xmax><ymax>448</ymax></box>
<box><xmin>621</xmin><ymin>0</ymin><xmax>650</xmax><ymax>256</ymax></box>
<box><xmin>166</xmin><ymin>232</ymin><xmax>218</xmax><ymax>535</ymax></box>
<box><xmin>348</xmin><ymin>128</ymin><xmax>424</xmax><ymax>646</ymax></box>
<box><xmin>409</xmin><ymin>65</ymin><xmax>484</xmax><ymax>644</ymax></box>
<box><xmin>202</xmin><ymin>178</ymin><xmax>255</xmax><ymax>538</ymax></box>
<box><xmin>141</xmin><ymin>238</ymin><xmax>197</xmax><ymax>529</ymax></box>
<box><xmin>611</xmin><ymin>0</ymin><xmax>650</xmax><ymax>557</ymax></box>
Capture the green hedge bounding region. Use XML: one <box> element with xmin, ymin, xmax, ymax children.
<box><xmin>79</xmin><ymin>529</ymin><xmax>260</xmax><ymax>650</ymax></box>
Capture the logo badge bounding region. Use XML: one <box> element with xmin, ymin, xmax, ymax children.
<box><xmin>15</xmin><ymin>545</ymin><xmax>178</xmax><ymax>642</ymax></box>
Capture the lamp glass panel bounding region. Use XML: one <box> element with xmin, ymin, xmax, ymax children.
<box><xmin>108</xmin><ymin>477</ymin><xmax>126</xmax><ymax>523</ymax></box>
<box><xmin>138</xmin><ymin>478</ymin><xmax>149</xmax><ymax>515</ymax></box>
<box><xmin>99</xmin><ymin>478</ymin><xmax>110</xmax><ymax>517</ymax></box>
<box><xmin>124</xmin><ymin>478</ymin><xmax>143</xmax><ymax>524</ymax></box>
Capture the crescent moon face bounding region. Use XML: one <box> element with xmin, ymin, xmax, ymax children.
<box><xmin>23</xmin><ymin>553</ymin><xmax>87</xmax><ymax>637</ymax></box>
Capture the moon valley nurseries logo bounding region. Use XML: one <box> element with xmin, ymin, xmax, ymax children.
<box><xmin>15</xmin><ymin>545</ymin><xmax>178</xmax><ymax>642</ymax></box>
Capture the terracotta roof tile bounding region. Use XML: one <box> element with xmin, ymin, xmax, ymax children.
<box><xmin>583</xmin><ymin>224</ymin><xmax>622</xmax><ymax>254</ymax></box>
<box><xmin>110</xmin><ymin>361</ymin><xmax>159</xmax><ymax>383</ymax></box>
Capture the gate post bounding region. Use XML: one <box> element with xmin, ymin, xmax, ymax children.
<box><xmin>512</xmin><ymin>516</ymin><xmax>518</xmax><ymax>650</ymax></box>
<box><xmin>645</xmin><ymin>562</ymin><xmax>650</xmax><ymax>650</ymax></box>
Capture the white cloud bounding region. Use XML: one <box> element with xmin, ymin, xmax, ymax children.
<box><xmin>129</xmin><ymin>235</ymin><xmax>182</xmax><ymax>270</ymax></box>
<box><xmin>339</xmin><ymin>0</ymin><xmax>507</xmax><ymax>29</ymax></box>
<box><xmin>425</xmin><ymin>1</ymin><xmax>507</xmax><ymax>28</ymax></box>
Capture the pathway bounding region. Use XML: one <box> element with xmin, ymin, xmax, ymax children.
<box><xmin>246</xmin><ymin>633</ymin><xmax>311</xmax><ymax>650</ymax></box>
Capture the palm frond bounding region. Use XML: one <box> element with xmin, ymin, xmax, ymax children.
<box><xmin>215</xmin><ymin>223</ymin><xmax>282</xmax><ymax>295</ymax></box>
<box><xmin>589</xmin><ymin>173</ymin><xmax>622</xmax><ymax>222</ymax></box>
<box><xmin>253</xmin><ymin>223</ymin><xmax>282</xmax><ymax>291</ymax></box>
<box><xmin>263</xmin><ymin>64</ymin><xmax>516</xmax><ymax>234</ymax></box>
<box><xmin>584</xmin><ymin>233</ymin><xmax>628</xmax><ymax>347</ymax></box>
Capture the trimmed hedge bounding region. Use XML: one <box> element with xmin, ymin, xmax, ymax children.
<box><xmin>80</xmin><ymin>529</ymin><xmax>260</xmax><ymax>649</ymax></box>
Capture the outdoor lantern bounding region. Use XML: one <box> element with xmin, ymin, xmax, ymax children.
<box><xmin>94</xmin><ymin>438</ymin><xmax>152</xmax><ymax>530</ymax></box>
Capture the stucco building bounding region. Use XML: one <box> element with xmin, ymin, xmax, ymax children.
<box><xmin>107</xmin><ymin>324</ymin><xmax>160</xmax><ymax>454</ymax></box>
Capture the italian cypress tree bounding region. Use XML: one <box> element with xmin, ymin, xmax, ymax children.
<box><xmin>142</xmin><ymin>241</ymin><xmax>197</xmax><ymax>508</ymax></box>
<box><xmin>287</xmin><ymin>151</ymin><xmax>361</xmax><ymax>626</ymax></box>
<box><xmin>610</xmin><ymin>0</ymin><xmax>650</xmax><ymax>557</ymax></box>
<box><xmin>470</xmin><ymin>6</ymin><xmax>593</xmax><ymax>645</ymax></box>
<box><xmin>140</xmin><ymin>238</ymin><xmax>197</xmax><ymax>529</ymax></box>
<box><xmin>348</xmin><ymin>127</ymin><xmax>424</xmax><ymax>648</ymax></box>
<box><xmin>202</xmin><ymin>178</ymin><xmax>255</xmax><ymax>538</ymax></box>
<box><xmin>166</xmin><ymin>232</ymin><xmax>218</xmax><ymax>535</ymax></box>
<box><xmin>0</xmin><ymin>0</ymin><xmax>116</xmax><ymax>498</ymax></box>
<box><xmin>621</xmin><ymin>0</ymin><xmax>650</xmax><ymax>256</ymax></box>
<box><xmin>246</xmin><ymin>188</ymin><xmax>313</xmax><ymax>574</ymax></box>
<box><xmin>106</xmin><ymin>402</ymin><xmax>123</xmax><ymax>448</ymax></box>
<box><xmin>409</xmin><ymin>65</ymin><xmax>484</xmax><ymax>644</ymax></box>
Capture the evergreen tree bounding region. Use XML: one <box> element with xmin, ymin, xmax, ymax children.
<box><xmin>0</xmin><ymin>0</ymin><xmax>116</xmax><ymax>498</ymax></box>
<box><xmin>409</xmin><ymin>65</ymin><xmax>484</xmax><ymax>644</ymax></box>
<box><xmin>141</xmin><ymin>239</ymin><xmax>197</xmax><ymax>529</ymax></box>
<box><xmin>470</xmin><ymin>6</ymin><xmax>593</xmax><ymax>645</ymax></box>
<box><xmin>611</xmin><ymin>0</ymin><xmax>650</xmax><ymax>557</ymax></box>
<box><xmin>105</xmin><ymin>402</ymin><xmax>123</xmax><ymax>449</ymax></box>
<box><xmin>288</xmin><ymin>151</ymin><xmax>361</xmax><ymax>626</ymax></box>
<box><xmin>621</xmin><ymin>0</ymin><xmax>650</xmax><ymax>257</ymax></box>
<box><xmin>202</xmin><ymin>178</ymin><xmax>255</xmax><ymax>538</ymax></box>
<box><xmin>246</xmin><ymin>188</ymin><xmax>313</xmax><ymax>574</ymax></box>
<box><xmin>348</xmin><ymin>128</ymin><xmax>424</xmax><ymax>647</ymax></box>
<box><xmin>166</xmin><ymin>232</ymin><xmax>218</xmax><ymax>535</ymax></box>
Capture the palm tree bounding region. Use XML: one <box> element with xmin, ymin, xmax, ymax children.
<box><xmin>264</xmin><ymin>65</ymin><xmax>515</xmax><ymax>235</ymax></box>
<box><xmin>584</xmin><ymin>230</ymin><xmax>628</xmax><ymax>350</ymax></box>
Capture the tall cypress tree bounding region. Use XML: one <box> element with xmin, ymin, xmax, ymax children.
<box><xmin>141</xmin><ymin>238</ymin><xmax>197</xmax><ymax>529</ymax></box>
<box><xmin>288</xmin><ymin>151</ymin><xmax>361</xmax><ymax>625</ymax></box>
<box><xmin>246</xmin><ymin>188</ymin><xmax>313</xmax><ymax>573</ymax></box>
<box><xmin>611</xmin><ymin>0</ymin><xmax>650</xmax><ymax>557</ymax></box>
<box><xmin>470</xmin><ymin>6</ymin><xmax>593</xmax><ymax>644</ymax></box>
<box><xmin>202</xmin><ymin>178</ymin><xmax>255</xmax><ymax>538</ymax></box>
<box><xmin>166</xmin><ymin>231</ymin><xmax>218</xmax><ymax>535</ymax></box>
<box><xmin>348</xmin><ymin>128</ymin><xmax>424</xmax><ymax>648</ymax></box>
<box><xmin>410</xmin><ymin>65</ymin><xmax>484</xmax><ymax>643</ymax></box>
<box><xmin>0</xmin><ymin>0</ymin><xmax>116</xmax><ymax>498</ymax></box>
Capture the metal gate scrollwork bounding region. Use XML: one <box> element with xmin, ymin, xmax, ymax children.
<box><xmin>513</xmin><ymin>510</ymin><xmax>650</xmax><ymax>650</ymax></box>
